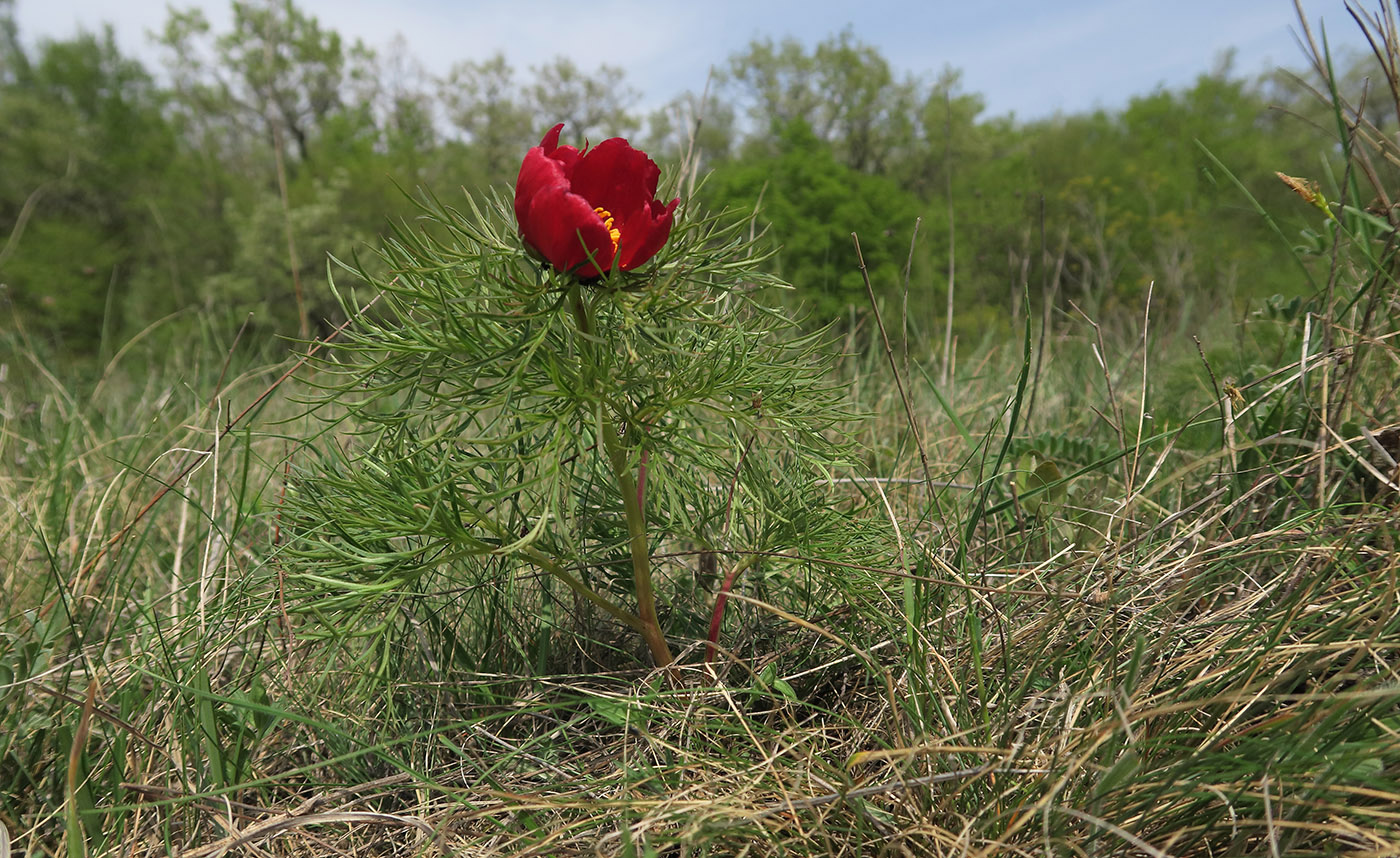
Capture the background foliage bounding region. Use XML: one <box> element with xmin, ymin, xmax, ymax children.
<box><xmin>0</xmin><ymin>0</ymin><xmax>1365</xmax><ymax>359</ymax></box>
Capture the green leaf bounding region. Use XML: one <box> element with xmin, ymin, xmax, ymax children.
<box><xmin>1013</xmin><ymin>454</ymin><xmax>1066</xmax><ymax>517</ymax></box>
<box><xmin>589</xmin><ymin>697</ymin><xmax>632</xmax><ymax>728</ymax></box>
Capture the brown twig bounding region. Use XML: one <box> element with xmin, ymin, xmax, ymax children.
<box><xmin>184</xmin><ymin>810</ymin><xmax>438</xmax><ymax>858</ymax></box>
<box><xmin>37</xmin><ymin>683</ymin><xmax>165</xmax><ymax>755</ymax></box>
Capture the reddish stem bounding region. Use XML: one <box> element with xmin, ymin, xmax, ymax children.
<box><xmin>705</xmin><ymin>556</ymin><xmax>757</xmax><ymax>663</ymax></box>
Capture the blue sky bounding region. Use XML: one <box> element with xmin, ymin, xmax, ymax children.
<box><xmin>12</xmin><ymin>0</ymin><xmax>1371</xmax><ymax>121</ymax></box>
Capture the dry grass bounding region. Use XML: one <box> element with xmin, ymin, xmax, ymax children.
<box><xmin>4</xmin><ymin>282</ymin><xmax>1399</xmax><ymax>857</ymax></box>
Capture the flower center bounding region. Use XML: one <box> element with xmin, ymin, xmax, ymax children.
<box><xmin>594</xmin><ymin>206</ymin><xmax>621</xmax><ymax>254</ymax></box>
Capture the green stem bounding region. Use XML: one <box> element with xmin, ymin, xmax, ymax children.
<box><xmin>520</xmin><ymin>545</ymin><xmax>646</xmax><ymax>634</ymax></box>
<box><xmin>570</xmin><ymin>285</ymin><xmax>674</xmax><ymax>667</ymax></box>
<box><xmin>452</xmin><ymin>490</ymin><xmax>645</xmax><ymax>634</ymax></box>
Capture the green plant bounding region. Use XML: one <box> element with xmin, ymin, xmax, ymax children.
<box><xmin>280</xmin><ymin>180</ymin><xmax>876</xmax><ymax>674</ymax></box>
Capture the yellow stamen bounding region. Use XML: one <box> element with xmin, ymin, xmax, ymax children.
<box><xmin>594</xmin><ymin>206</ymin><xmax>621</xmax><ymax>254</ymax></box>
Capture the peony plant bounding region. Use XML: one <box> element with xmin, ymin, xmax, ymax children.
<box><xmin>282</xmin><ymin>123</ymin><xmax>873</xmax><ymax>677</ymax></box>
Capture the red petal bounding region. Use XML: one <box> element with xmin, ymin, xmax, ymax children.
<box><xmin>539</xmin><ymin>123</ymin><xmax>564</xmax><ymax>154</ymax></box>
<box><xmin>523</xmin><ymin>184</ymin><xmax>616</xmax><ymax>276</ymax></box>
<box><xmin>541</xmin><ymin>124</ymin><xmax>582</xmax><ymax>174</ymax></box>
<box><xmin>515</xmin><ymin>125</ymin><xmax>583</xmax><ymax>228</ymax></box>
<box><xmin>515</xmin><ymin>145</ymin><xmax>567</xmax><ymax>227</ymax></box>
<box><xmin>570</xmin><ymin>137</ymin><xmax>660</xmax><ymax>216</ymax></box>
<box><xmin>616</xmin><ymin>198</ymin><xmax>679</xmax><ymax>271</ymax></box>
<box><xmin>516</xmin><ymin>125</ymin><xmax>674</xmax><ymax>276</ymax></box>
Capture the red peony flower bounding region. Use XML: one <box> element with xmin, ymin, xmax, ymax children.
<box><xmin>514</xmin><ymin>123</ymin><xmax>679</xmax><ymax>278</ymax></box>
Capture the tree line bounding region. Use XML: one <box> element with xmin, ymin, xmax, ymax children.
<box><xmin>0</xmin><ymin>0</ymin><xmax>1365</xmax><ymax>357</ymax></box>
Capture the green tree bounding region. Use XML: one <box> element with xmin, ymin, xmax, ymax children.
<box><xmin>525</xmin><ymin>56</ymin><xmax>638</xmax><ymax>140</ymax></box>
<box><xmin>705</xmin><ymin>120</ymin><xmax>926</xmax><ymax>320</ymax></box>
<box><xmin>440</xmin><ymin>54</ymin><xmax>639</xmax><ymax>188</ymax></box>
<box><xmin>203</xmin><ymin>170</ymin><xmax>374</xmax><ymax>333</ymax></box>
<box><xmin>1024</xmin><ymin>58</ymin><xmax>1309</xmax><ymax>321</ymax></box>
<box><xmin>369</xmin><ymin>35</ymin><xmax>441</xmax><ymax>183</ymax></box>
<box><xmin>0</xmin><ymin>25</ymin><xmax>190</xmax><ymax>352</ymax></box>
<box><xmin>439</xmin><ymin>53</ymin><xmax>534</xmax><ymax>186</ymax></box>
<box><xmin>155</xmin><ymin>0</ymin><xmax>383</xmax><ymax>337</ymax></box>
<box><xmin>644</xmin><ymin>86</ymin><xmax>736</xmax><ymax>191</ymax></box>
<box><xmin>726</xmin><ymin>29</ymin><xmax>920</xmax><ymax>173</ymax></box>
<box><xmin>0</xmin><ymin>0</ymin><xmax>27</xmax><ymax>86</ymax></box>
<box><xmin>157</xmin><ymin>0</ymin><xmax>374</xmax><ymax>165</ymax></box>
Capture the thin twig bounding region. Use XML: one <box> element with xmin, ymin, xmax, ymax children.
<box><xmin>0</xmin><ymin>151</ymin><xmax>77</xmax><ymax>270</ymax></box>
<box><xmin>852</xmin><ymin>233</ymin><xmax>935</xmax><ymax>501</ymax></box>
<box><xmin>184</xmin><ymin>810</ymin><xmax>438</xmax><ymax>858</ymax></box>
<box><xmin>942</xmin><ymin>87</ymin><xmax>957</xmax><ymax>387</ymax></box>
<box><xmin>748</xmin><ymin>766</ymin><xmax>1047</xmax><ymax>820</ymax></box>
<box><xmin>1056</xmin><ymin>807</ymin><xmax>1177</xmax><ymax>858</ymax></box>
<box><xmin>70</xmin><ymin>295</ymin><xmax>381</xmax><ymax>583</ymax></box>
<box><xmin>901</xmin><ymin>216</ymin><xmax>922</xmax><ymax>380</ymax></box>
<box><xmin>1070</xmin><ymin>298</ymin><xmax>1129</xmax><ymax>492</ymax></box>
<box><xmin>1025</xmin><ymin>195</ymin><xmax>1049</xmax><ymax>426</ymax></box>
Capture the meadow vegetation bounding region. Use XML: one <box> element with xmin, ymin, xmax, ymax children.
<box><xmin>3</xmin><ymin>2</ymin><xmax>1400</xmax><ymax>855</ymax></box>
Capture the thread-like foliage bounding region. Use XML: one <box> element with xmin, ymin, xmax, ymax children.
<box><xmin>279</xmin><ymin>189</ymin><xmax>881</xmax><ymax>674</ymax></box>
